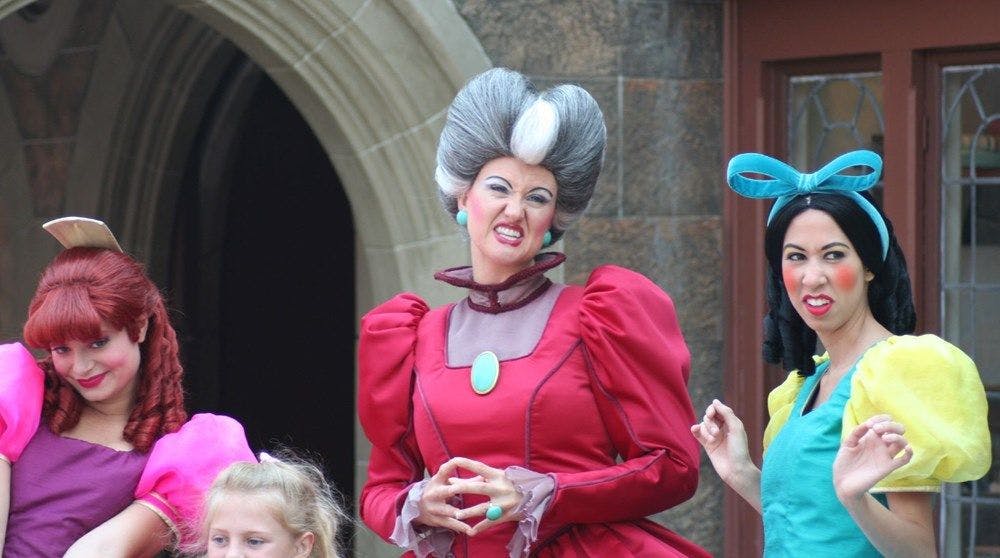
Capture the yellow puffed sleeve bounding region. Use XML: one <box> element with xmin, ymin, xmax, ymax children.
<box><xmin>763</xmin><ymin>370</ymin><xmax>807</xmax><ymax>451</ymax></box>
<box><xmin>763</xmin><ymin>354</ymin><xmax>830</xmax><ymax>451</ymax></box>
<box><xmin>845</xmin><ymin>335</ymin><xmax>992</xmax><ymax>492</ymax></box>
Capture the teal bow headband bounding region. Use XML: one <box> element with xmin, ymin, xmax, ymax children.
<box><xmin>726</xmin><ymin>150</ymin><xmax>888</xmax><ymax>260</ymax></box>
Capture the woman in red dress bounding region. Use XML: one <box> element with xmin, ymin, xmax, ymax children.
<box><xmin>358</xmin><ymin>67</ymin><xmax>709</xmax><ymax>557</ymax></box>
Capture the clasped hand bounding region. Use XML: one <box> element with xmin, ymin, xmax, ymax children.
<box><xmin>416</xmin><ymin>456</ymin><xmax>522</xmax><ymax>537</ymax></box>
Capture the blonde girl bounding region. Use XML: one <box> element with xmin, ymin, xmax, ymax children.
<box><xmin>198</xmin><ymin>453</ymin><xmax>346</xmax><ymax>558</ymax></box>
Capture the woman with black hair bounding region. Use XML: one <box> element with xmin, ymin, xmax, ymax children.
<box><xmin>692</xmin><ymin>151</ymin><xmax>991</xmax><ymax>557</ymax></box>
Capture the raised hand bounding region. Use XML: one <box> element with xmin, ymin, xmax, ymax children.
<box><xmin>833</xmin><ymin>414</ymin><xmax>913</xmax><ymax>503</ymax></box>
<box><xmin>690</xmin><ymin>399</ymin><xmax>753</xmax><ymax>484</ymax></box>
<box><xmin>690</xmin><ymin>399</ymin><xmax>762</xmax><ymax>513</ymax></box>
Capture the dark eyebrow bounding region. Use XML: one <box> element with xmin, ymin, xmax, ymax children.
<box><xmin>484</xmin><ymin>175</ymin><xmax>512</xmax><ymax>187</ymax></box>
<box><xmin>485</xmin><ymin>176</ymin><xmax>554</xmax><ymax>197</ymax></box>
<box><xmin>822</xmin><ymin>242</ymin><xmax>850</xmax><ymax>251</ymax></box>
<box><xmin>783</xmin><ymin>242</ymin><xmax>850</xmax><ymax>251</ymax></box>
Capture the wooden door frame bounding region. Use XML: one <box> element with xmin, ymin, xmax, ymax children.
<box><xmin>723</xmin><ymin>1</ymin><xmax>1000</xmax><ymax>554</ymax></box>
<box><xmin>922</xmin><ymin>47</ymin><xmax>1000</xmax><ymax>335</ymax></box>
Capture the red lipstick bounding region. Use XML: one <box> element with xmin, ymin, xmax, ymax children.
<box><xmin>803</xmin><ymin>295</ymin><xmax>833</xmax><ymax>317</ymax></box>
<box><xmin>493</xmin><ymin>223</ymin><xmax>524</xmax><ymax>247</ymax></box>
<box><xmin>77</xmin><ymin>372</ymin><xmax>107</xmax><ymax>389</ymax></box>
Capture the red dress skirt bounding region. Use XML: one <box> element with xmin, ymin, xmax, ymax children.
<box><xmin>359</xmin><ymin>265</ymin><xmax>709</xmax><ymax>557</ymax></box>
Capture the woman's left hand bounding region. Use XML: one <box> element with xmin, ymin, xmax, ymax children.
<box><xmin>444</xmin><ymin>456</ymin><xmax>522</xmax><ymax>536</ymax></box>
<box><xmin>833</xmin><ymin>414</ymin><xmax>913</xmax><ymax>503</ymax></box>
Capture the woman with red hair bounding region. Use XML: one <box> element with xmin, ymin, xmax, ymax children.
<box><xmin>0</xmin><ymin>219</ymin><xmax>253</xmax><ymax>557</ymax></box>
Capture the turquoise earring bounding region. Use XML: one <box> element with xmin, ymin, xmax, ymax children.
<box><xmin>456</xmin><ymin>209</ymin><xmax>468</xmax><ymax>227</ymax></box>
<box><xmin>542</xmin><ymin>230</ymin><xmax>553</xmax><ymax>247</ymax></box>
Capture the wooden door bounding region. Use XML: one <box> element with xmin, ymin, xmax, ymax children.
<box><xmin>724</xmin><ymin>1</ymin><xmax>1000</xmax><ymax>554</ymax></box>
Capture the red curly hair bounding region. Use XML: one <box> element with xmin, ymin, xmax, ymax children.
<box><xmin>23</xmin><ymin>247</ymin><xmax>187</xmax><ymax>452</ymax></box>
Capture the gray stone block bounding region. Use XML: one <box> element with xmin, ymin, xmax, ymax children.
<box><xmin>622</xmin><ymin>78</ymin><xmax>722</xmax><ymax>217</ymax></box>
<box><xmin>622</xmin><ymin>0</ymin><xmax>722</xmax><ymax>80</ymax></box>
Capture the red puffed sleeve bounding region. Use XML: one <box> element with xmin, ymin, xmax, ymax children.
<box><xmin>544</xmin><ymin>265</ymin><xmax>700</xmax><ymax>525</ymax></box>
<box><xmin>134</xmin><ymin>413</ymin><xmax>255</xmax><ymax>546</ymax></box>
<box><xmin>357</xmin><ymin>293</ymin><xmax>430</xmax><ymax>541</ymax></box>
<box><xmin>0</xmin><ymin>342</ymin><xmax>44</xmax><ymax>464</ymax></box>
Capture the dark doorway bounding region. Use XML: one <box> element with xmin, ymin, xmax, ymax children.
<box><xmin>216</xmin><ymin>74</ymin><xmax>356</xmax><ymax>489</ymax></box>
<box><xmin>168</xmin><ymin>53</ymin><xmax>356</xmax><ymax>532</ymax></box>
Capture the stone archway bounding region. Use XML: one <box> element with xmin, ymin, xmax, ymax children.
<box><xmin>161</xmin><ymin>0</ymin><xmax>490</xmax><ymax>304</ymax></box>
<box><xmin>0</xmin><ymin>0</ymin><xmax>489</xmax><ymax>300</ymax></box>
<box><xmin>133</xmin><ymin>8</ymin><xmax>491</xmax><ymax>553</ymax></box>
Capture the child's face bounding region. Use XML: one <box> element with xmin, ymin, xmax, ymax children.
<box><xmin>207</xmin><ymin>493</ymin><xmax>313</xmax><ymax>558</ymax></box>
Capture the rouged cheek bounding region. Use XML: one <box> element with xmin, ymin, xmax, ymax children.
<box><xmin>532</xmin><ymin>209</ymin><xmax>556</xmax><ymax>239</ymax></box>
<box><xmin>833</xmin><ymin>265</ymin><xmax>860</xmax><ymax>291</ymax></box>
<box><xmin>98</xmin><ymin>351</ymin><xmax>136</xmax><ymax>374</ymax></box>
<box><xmin>465</xmin><ymin>196</ymin><xmax>485</xmax><ymax>221</ymax></box>
<box><xmin>781</xmin><ymin>267</ymin><xmax>797</xmax><ymax>294</ymax></box>
<box><xmin>542</xmin><ymin>208</ymin><xmax>556</xmax><ymax>230</ymax></box>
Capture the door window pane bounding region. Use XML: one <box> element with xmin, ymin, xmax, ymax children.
<box><xmin>788</xmin><ymin>72</ymin><xmax>884</xmax><ymax>168</ymax></box>
<box><xmin>788</xmin><ymin>72</ymin><xmax>884</xmax><ymax>203</ymax></box>
<box><xmin>940</xmin><ymin>63</ymin><xmax>1000</xmax><ymax>558</ymax></box>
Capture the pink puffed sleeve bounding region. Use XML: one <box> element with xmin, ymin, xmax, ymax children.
<box><xmin>0</xmin><ymin>342</ymin><xmax>44</xmax><ymax>464</ymax></box>
<box><xmin>357</xmin><ymin>293</ymin><xmax>431</xmax><ymax>542</ymax></box>
<box><xmin>544</xmin><ymin>266</ymin><xmax>702</xmax><ymax>528</ymax></box>
<box><xmin>134</xmin><ymin>413</ymin><xmax>255</xmax><ymax>545</ymax></box>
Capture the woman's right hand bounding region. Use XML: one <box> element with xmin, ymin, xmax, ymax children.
<box><xmin>415</xmin><ymin>458</ymin><xmax>475</xmax><ymax>536</ymax></box>
<box><xmin>691</xmin><ymin>399</ymin><xmax>751</xmax><ymax>478</ymax></box>
<box><xmin>691</xmin><ymin>399</ymin><xmax>760</xmax><ymax>513</ymax></box>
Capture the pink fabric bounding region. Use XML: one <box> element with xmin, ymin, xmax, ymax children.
<box><xmin>446</xmin><ymin>283</ymin><xmax>567</xmax><ymax>364</ymax></box>
<box><xmin>505</xmin><ymin>466</ymin><xmax>554</xmax><ymax>558</ymax></box>
<box><xmin>0</xmin><ymin>342</ymin><xmax>44</xmax><ymax>463</ymax></box>
<box><xmin>391</xmin><ymin>479</ymin><xmax>455</xmax><ymax>558</ymax></box>
<box><xmin>134</xmin><ymin>413</ymin><xmax>255</xmax><ymax>544</ymax></box>
<box><xmin>357</xmin><ymin>293</ymin><xmax>430</xmax><ymax>541</ymax></box>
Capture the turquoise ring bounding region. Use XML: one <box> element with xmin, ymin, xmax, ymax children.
<box><xmin>486</xmin><ymin>503</ymin><xmax>503</xmax><ymax>521</ymax></box>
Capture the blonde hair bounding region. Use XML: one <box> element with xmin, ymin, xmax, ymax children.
<box><xmin>197</xmin><ymin>453</ymin><xmax>346</xmax><ymax>558</ymax></box>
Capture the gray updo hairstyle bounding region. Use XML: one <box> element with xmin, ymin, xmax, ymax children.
<box><xmin>435</xmin><ymin>67</ymin><xmax>606</xmax><ymax>243</ymax></box>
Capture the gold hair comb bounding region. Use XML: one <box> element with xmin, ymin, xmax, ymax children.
<box><xmin>42</xmin><ymin>216</ymin><xmax>124</xmax><ymax>252</ymax></box>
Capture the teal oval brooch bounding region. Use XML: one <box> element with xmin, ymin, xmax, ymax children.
<box><xmin>470</xmin><ymin>350</ymin><xmax>500</xmax><ymax>395</ymax></box>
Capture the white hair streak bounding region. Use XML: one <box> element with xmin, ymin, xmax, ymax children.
<box><xmin>435</xmin><ymin>165</ymin><xmax>468</xmax><ymax>197</ymax></box>
<box><xmin>510</xmin><ymin>98</ymin><xmax>559</xmax><ymax>165</ymax></box>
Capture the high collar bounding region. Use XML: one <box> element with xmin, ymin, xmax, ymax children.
<box><xmin>434</xmin><ymin>252</ymin><xmax>566</xmax><ymax>314</ymax></box>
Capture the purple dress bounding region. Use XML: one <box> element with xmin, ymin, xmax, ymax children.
<box><xmin>4</xmin><ymin>423</ymin><xmax>148</xmax><ymax>557</ymax></box>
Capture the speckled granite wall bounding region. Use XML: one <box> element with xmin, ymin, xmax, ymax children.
<box><xmin>454</xmin><ymin>1</ymin><xmax>725</xmax><ymax>554</ymax></box>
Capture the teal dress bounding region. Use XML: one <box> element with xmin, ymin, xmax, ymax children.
<box><xmin>760</xmin><ymin>335</ymin><xmax>992</xmax><ymax>556</ymax></box>
<box><xmin>760</xmin><ymin>359</ymin><xmax>886</xmax><ymax>557</ymax></box>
